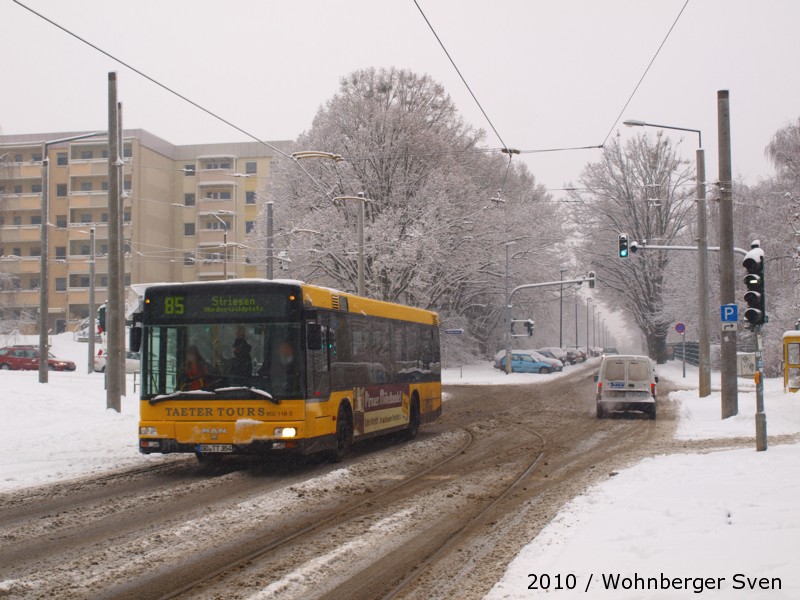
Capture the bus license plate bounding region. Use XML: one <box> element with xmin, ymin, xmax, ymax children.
<box><xmin>198</xmin><ymin>444</ymin><xmax>233</xmax><ymax>453</ymax></box>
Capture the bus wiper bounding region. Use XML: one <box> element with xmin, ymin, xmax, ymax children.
<box><xmin>149</xmin><ymin>390</ymin><xmax>216</xmax><ymax>404</ymax></box>
<box><xmin>213</xmin><ymin>386</ymin><xmax>278</xmax><ymax>404</ymax></box>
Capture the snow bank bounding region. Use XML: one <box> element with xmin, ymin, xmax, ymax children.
<box><xmin>658</xmin><ymin>361</ymin><xmax>800</xmax><ymax>440</ymax></box>
<box><xmin>488</xmin><ymin>444</ymin><xmax>800</xmax><ymax>599</ymax></box>
<box><xmin>0</xmin><ymin>334</ymin><xmax>153</xmax><ymax>492</ymax></box>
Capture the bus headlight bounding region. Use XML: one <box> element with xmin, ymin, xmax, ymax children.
<box><xmin>140</xmin><ymin>426</ymin><xmax>158</xmax><ymax>436</ymax></box>
<box><xmin>274</xmin><ymin>427</ymin><xmax>297</xmax><ymax>438</ymax></box>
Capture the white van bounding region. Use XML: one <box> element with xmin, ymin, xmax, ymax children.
<box><xmin>595</xmin><ymin>354</ymin><xmax>658</xmax><ymax>419</ymax></box>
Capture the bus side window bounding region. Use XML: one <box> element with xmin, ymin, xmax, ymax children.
<box><xmin>307</xmin><ymin>317</ymin><xmax>330</xmax><ymax>398</ymax></box>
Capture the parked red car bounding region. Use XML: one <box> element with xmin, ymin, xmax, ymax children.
<box><xmin>0</xmin><ymin>346</ymin><xmax>76</xmax><ymax>371</ymax></box>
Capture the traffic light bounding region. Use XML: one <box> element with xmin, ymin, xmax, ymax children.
<box><xmin>618</xmin><ymin>234</ymin><xmax>629</xmax><ymax>258</ymax></box>
<box><xmin>97</xmin><ymin>305</ymin><xmax>106</xmax><ymax>334</ymax></box>
<box><xmin>525</xmin><ymin>319</ymin><xmax>535</xmax><ymax>336</ymax></box>
<box><xmin>588</xmin><ymin>271</ymin><xmax>596</xmax><ymax>289</ymax></box>
<box><xmin>742</xmin><ymin>242</ymin><xmax>765</xmax><ymax>326</ymax></box>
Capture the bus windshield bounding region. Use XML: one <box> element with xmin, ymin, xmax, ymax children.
<box><xmin>142</xmin><ymin>321</ymin><xmax>303</xmax><ymax>401</ymax></box>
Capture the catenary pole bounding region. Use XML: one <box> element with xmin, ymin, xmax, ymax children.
<box><xmin>266</xmin><ymin>200</ymin><xmax>274</xmax><ymax>279</ymax></box>
<box><xmin>116</xmin><ymin>101</ymin><xmax>126</xmax><ymax>394</ymax></box>
<box><xmin>106</xmin><ymin>72</ymin><xmax>122</xmax><ymax>412</ymax></box>
<box><xmin>37</xmin><ymin>142</ymin><xmax>50</xmax><ymax>383</ymax></box>
<box><xmin>696</xmin><ymin>148</ymin><xmax>711</xmax><ymax>397</ymax></box>
<box><xmin>88</xmin><ymin>226</ymin><xmax>96</xmax><ymax>374</ymax></box>
<box><xmin>718</xmin><ymin>90</ymin><xmax>738</xmax><ymax>418</ymax></box>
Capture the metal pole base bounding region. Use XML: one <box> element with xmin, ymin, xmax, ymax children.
<box><xmin>755</xmin><ymin>412</ymin><xmax>767</xmax><ymax>452</ymax></box>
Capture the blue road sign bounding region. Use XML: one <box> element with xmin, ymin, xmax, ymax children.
<box><xmin>675</xmin><ymin>322</ymin><xmax>686</xmax><ymax>334</ymax></box>
<box><xmin>720</xmin><ymin>304</ymin><xmax>739</xmax><ymax>322</ymax></box>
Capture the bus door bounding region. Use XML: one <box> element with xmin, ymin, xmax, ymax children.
<box><xmin>784</xmin><ymin>332</ymin><xmax>800</xmax><ymax>393</ymax></box>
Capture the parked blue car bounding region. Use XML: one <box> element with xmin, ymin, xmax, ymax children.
<box><xmin>497</xmin><ymin>352</ymin><xmax>554</xmax><ymax>374</ymax></box>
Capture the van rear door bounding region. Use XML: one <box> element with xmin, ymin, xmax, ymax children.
<box><xmin>625</xmin><ymin>359</ymin><xmax>652</xmax><ymax>398</ymax></box>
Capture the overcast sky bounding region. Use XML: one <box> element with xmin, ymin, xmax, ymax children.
<box><xmin>2</xmin><ymin>0</ymin><xmax>798</xmax><ymax>196</ymax></box>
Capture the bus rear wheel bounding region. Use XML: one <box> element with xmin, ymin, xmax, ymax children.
<box><xmin>329</xmin><ymin>402</ymin><xmax>353</xmax><ymax>463</ymax></box>
<box><xmin>405</xmin><ymin>396</ymin><xmax>420</xmax><ymax>440</ymax></box>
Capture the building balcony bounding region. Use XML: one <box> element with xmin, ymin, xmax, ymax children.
<box><xmin>0</xmin><ymin>257</ymin><xmax>41</xmax><ymax>274</ymax></box>
<box><xmin>68</xmin><ymin>159</ymin><xmax>132</xmax><ymax>177</ymax></box>
<box><xmin>6</xmin><ymin>162</ymin><xmax>44</xmax><ymax>179</ymax></box>
<box><xmin>196</xmin><ymin>229</ymin><xmax>228</xmax><ymax>246</ymax></box>
<box><xmin>195</xmin><ymin>260</ymin><xmax>226</xmax><ymax>278</ymax></box>
<box><xmin>0</xmin><ymin>225</ymin><xmax>42</xmax><ymax>242</ymax></box>
<box><xmin>64</xmin><ymin>288</ymin><xmax>109</xmax><ymax>305</ymax></box>
<box><xmin>67</xmin><ymin>222</ymin><xmax>131</xmax><ymax>240</ymax></box>
<box><xmin>195</xmin><ymin>169</ymin><xmax>235</xmax><ymax>186</ymax></box>
<box><xmin>0</xmin><ymin>195</ymin><xmax>41</xmax><ymax>211</ymax></box>
<box><xmin>0</xmin><ymin>289</ymin><xmax>40</xmax><ymax>306</ymax></box>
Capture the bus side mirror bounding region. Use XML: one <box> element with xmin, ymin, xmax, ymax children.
<box><xmin>307</xmin><ymin>323</ymin><xmax>323</xmax><ymax>351</ymax></box>
<box><xmin>130</xmin><ymin>326</ymin><xmax>142</xmax><ymax>353</ymax></box>
<box><xmin>593</xmin><ymin>374</ymin><xmax>599</xmax><ymax>382</ymax></box>
<box><xmin>129</xmin><ymin>312</ymin><xmax>143</xmax><ymax>352</ymax></box>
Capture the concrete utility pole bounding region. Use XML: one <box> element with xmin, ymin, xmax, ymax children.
<box><xmin>574</xmin><ymin>290</ymin><xmax>579</xmax><ymax>348</ymax></box>
<box><xmin>718</xmin><ymin>90</ymin><xmax>738</xmax><ymax>418</ymax></box>
<box><xmin>116</xmin><ymin>101</ymin><xmax>126</xmax><ymax>393</ymax></box>
<box><xmin>586</xmin><ymin>299</ymin><xmax>591</xmax><ymax>354</ymax></box>
<box><xmin>266</xmin><ymin>200</ymin><xmax>274</xmax><ymax>279</ymax></box>
<box><xmin>88</xmin><ymin>226</ymin><xmax>96</xmax><ymax>375</ymax></box>
<box><xmin>106</xmin><ymin>72</ymin><xmax>123</xmax><ymax>412</ymax></box>
<box><xmin>504</xmin><ymin>241</ymin><xmax>516</xmax><ymax>375</ymax></box>
<box><xmin>696</xmin><ymin>148</ymin><xmax>711</xmax><ymax>397</ymax></box>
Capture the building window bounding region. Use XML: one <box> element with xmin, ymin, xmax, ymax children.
<box><xmin>80</xmin><ymin>182</ymin><xmax>93</xmax><ymax>192</ymax></box>
<box><xmin>69</xmin><ymin>274</ymin><xmax>91</xmax><ymax>288</ymax></box>
<box><xmin>55</xmin><ymin>247</ymin><xmax>66</xmax><ymax>259</ymax></box>
<box><xmin>14</xmin><ymin>154</ymin><xmax>23</xmax><ymax>163</ymax></box>
<box><xmin>56</xmin><ymin>215</ymin><xmax>67</xmax><ymax>228</ymax></box>
<box><xmin>123</xmin><ymin>179</ymin><xmax>131</xmax><ymax>191</ymax></box>
<box><xmin>101</xmin><ymin>213</ymin><xmax>108</xmax><ymax>223</ymax></box>
<box><xmin>0</xmin><ymin>186</ymin><xmax>4</xmax><ymax>195</ymax></box>
<box><xmin>102</xmin><ymin>181</ymin><xmax>109</xmax><ymax>191</ymax></box>
<box><xmin>220</xmin><ymin>191</ymin><xmax>231</xmax><ymax>200</ymax></box>
<box><xmin>29</xmin><ymin>278</ymin><xmax>40</xmax><ymax>290</ymax></box>
<box><xmin>100</xmin><ymin>244</ymin><xmax>108</xmax><ymax>255</ymax></box>
<box><xmin>12</xmin><ymin>248</ymin><xmax>21</xmax><ymax>257</ymax></box>
<box><xmin>30</xmin><ymin>247</ymin><xmax>41</xmax><ymax>257</ymax></box>
<box><xmin>13</xmin><ymin>216</ymin><xmax>21</xmax><ymax>226</ymax></box>
<box><xmin>184</xmin><ymin>164</ymin><xmax>195</xmax><ymax>176</ymax></box>
<box><xmin>184</xmin><ymin>252</ymin><xmax>195</xmax><ymax>266</ymax></box>
<box><xmin>81</xmin><ymin>150</ymin><xmax>93</xmax><ymax>160</ymax></box>
<box><xmin>56</xmin><ymin>184</ymin><xmax>67</xmax><ymax>197</ymax></box>
<box><xmin>14</xmin><ymin>185</ymin><xmax>22</xmax><ymax>194</ymax></box>
<box><xmin>80</xmin><ymin>213</ymin><xmax>92</xmax><ymax>223</ymax></box>
<box><xmin>30</xmin><ymin>216</ymin><xmax>42</xmax><ymax>225</ymax></box>
<box><xmin>184</xmin><ymin>223</ymin><xmax>196</xmax><ymax>236</ymax></box>
<box><xmin>245</xmin><ymin>161</ymin><xmax>257</xmax><ymax>174</ymax></box>
<box><xmin>245</xmin><ymin>191</ymin><xmax>256</xmax><ymax>204</ymax></box>
<box><xmin>31</xmin><ymin>184</ymin><xmax>42</xmax><ymax>194</ymax></box>
<box><xmin>0</xmin><ymin>216</ymin><xmax>4</xmax><ymax>225</ymax></box>
<box><xmin>184</xmin><ymin>193</ymin><xmax>195</xmax><ymax>206</ymax></box>
<box><xmin>99</xmin><ymin>275</ymin><xmax>109</xmax><ymax>287</ymax></box>
<box><xmin>55</xmin><ymin>278</ymin><xmax>66</xmax><ymax>291</ymax></box>
<box><xmin>123</xmin><ymin>145</ymin><xmax>132</xmax><ymax>158</ymax></box>
<box><xmin>57</xmin><ymin>152</ymin><xmax>68</xmax><ymax>166</ymax></box>
<box><xmin>31</xmin><ymin>153</ymin><xmax>42</xmax><ymax>162</ymax></box>
<box><xmin>124</xmin><ymin>274</ymin><xmax>131</xmax><ymax>286</ymax></box>
<box><xmin>123</xmin><ymin>211</ymin><xmax>131</xmax><ymax>222</ymax></box>
<box><xmin>102</xmin><ymin>149</ymin><xmax>109</xmax><ymax>159</ymax></box>
<box><xmin>245</xmin><ymin>221</ymin><xmax>255</xmax><ymax>233</ymax></box>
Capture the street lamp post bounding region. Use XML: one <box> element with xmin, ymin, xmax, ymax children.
<box><xmin>624</xmin><ymin>119</ymin><xmax>710</xmax><ymax>397</ymax></box>
<box><xmin>586</xmin><ymin>298</ymin><xmax>591</xmax><ymax>354</ymax></box>
<box><xmin>504</xmin><ymin>241</ymin><xmax>517</xmax><ymax>375</ymax></box>
<box><xmin>558</xmin><ymin>269</ymin><xmax>564</xmax><ymax>347</ymax></box>
<box><xmin>333</xmin><ymin>194</ymin><xmax>373</xmax><ymax>297</ymax></box>
<box><xmin>37</xmin><ymin>131</ymin><xmax>106</xmax><ymax>383</ymax></box>
<box><xmin>210</xmin><ymin>212</ymin><xmax>234</xmax><ymax>280</ymax></box>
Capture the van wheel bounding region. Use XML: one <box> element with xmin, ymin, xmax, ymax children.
<box><xmin>0</xmin><ymin>364</ymin><xmax>10</xmax><ymax>370</ymax></box>
<box><xmin>596</xmin><ymin>404</ymin><xmax>606</xmax><ymax>419</ymax></box>
<box><xmin>405</xmin><ymin>395</ymin><xmax>421</xmax><ymax>440</ymax></box>
<box><xmin>647</xmin><ymin>405</ymin><xmax>657</xmax><ymax>420</ymax></box>
<box><xmin>329</xmin><ymin>402</ymin><xmax>353</xmax><ymax>463</ymax></box>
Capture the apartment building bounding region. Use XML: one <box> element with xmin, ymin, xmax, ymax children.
<box><xmin>0</xmin><ymin>129</ymin><xmax>290</xmax><ymax>333</ymax></box>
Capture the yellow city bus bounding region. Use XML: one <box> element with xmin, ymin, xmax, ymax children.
<box><xmin>131</xmin><ymin>280</ymin><xmax>441</xmax><ymax>462</ymax></box>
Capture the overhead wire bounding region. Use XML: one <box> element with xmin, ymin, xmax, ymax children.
<box><xmin>600</xmin><ymin>0</ymin><xmax>691</xmax><ymax>146</ymax></box>
<box><xmin>11</xmin><ymin>0</ymin><xmax>332</xmax><ymax>201</ymax></box>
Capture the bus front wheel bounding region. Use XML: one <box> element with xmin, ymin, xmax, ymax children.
<box><xmin>405</xmin><ymin>395</ymin><xmax>420</xmax><ymax>440</ymax></box>
<box><xmin>329</xmin><ymin>402</ymin><xmax>353</xmax><ymax>463</ymax></box>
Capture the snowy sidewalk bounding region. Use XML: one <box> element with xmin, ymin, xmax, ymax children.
<box><xmin>488</xmin><ymin>361</ymin><xmax>800</xmax><ymax>599</ymax></box>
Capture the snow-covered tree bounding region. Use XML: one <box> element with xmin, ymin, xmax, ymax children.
<box><xmin>568</xmin><ymin>133</ymin><xmax>695</xmax><ymax>363</ymax></box>
<box><xmin>249</xmin><ymin>67</ymin><xmax>566</xmax><ymax>359</ymax></box>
